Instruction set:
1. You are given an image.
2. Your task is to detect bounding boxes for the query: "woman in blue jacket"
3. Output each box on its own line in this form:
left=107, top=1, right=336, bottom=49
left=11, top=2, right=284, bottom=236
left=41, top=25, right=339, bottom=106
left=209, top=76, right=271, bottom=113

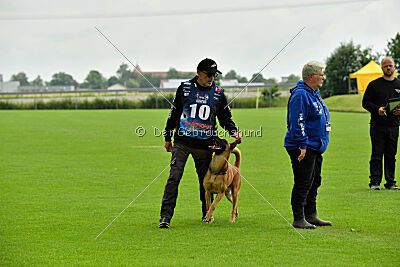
left=284, top=61, right=332, bottom=229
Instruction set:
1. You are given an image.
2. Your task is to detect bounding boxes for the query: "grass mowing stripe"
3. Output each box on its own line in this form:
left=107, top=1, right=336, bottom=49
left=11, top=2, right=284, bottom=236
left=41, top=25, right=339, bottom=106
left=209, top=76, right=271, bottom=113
left=95, top=158, right=174, bottom=240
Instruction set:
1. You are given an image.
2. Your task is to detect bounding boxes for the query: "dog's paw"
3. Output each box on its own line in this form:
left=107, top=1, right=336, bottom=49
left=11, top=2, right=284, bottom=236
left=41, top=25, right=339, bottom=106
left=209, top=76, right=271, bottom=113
left=202, top=216, right=214, bottom=223
left=205, top=217, right=214, bottom=224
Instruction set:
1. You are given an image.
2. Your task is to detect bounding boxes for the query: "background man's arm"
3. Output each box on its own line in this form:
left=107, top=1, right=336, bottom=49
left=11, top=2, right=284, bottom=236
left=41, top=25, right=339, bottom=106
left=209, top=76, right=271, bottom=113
left=362, top=83, right=383, bottom=115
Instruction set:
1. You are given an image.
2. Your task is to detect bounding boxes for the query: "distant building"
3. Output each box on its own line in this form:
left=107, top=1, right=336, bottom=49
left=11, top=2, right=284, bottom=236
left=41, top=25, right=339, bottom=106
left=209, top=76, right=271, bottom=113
left=281, top=76, right=289, bottom=83
left=219, top=79, right=264, bottom=87
left=0, top=81, right=20, bottom=92
left=160, top=79, right=188, bottom=89
left=0, top=73, right=77, bottom=93
left=219, top=79, right=239, bottom=87
left=107, top=83, right=127, bottom=90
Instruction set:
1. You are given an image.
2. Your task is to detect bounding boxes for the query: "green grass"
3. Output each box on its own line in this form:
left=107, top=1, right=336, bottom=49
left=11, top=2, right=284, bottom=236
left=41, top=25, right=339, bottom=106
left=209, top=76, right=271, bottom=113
left=324, top=94, right=366, bottom=113
left=1, top=109, right=399, bottom=266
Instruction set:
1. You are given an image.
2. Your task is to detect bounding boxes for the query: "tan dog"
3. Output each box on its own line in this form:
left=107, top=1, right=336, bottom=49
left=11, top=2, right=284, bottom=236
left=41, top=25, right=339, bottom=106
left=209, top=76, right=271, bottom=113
left=203, top=138, right=241, bottom=223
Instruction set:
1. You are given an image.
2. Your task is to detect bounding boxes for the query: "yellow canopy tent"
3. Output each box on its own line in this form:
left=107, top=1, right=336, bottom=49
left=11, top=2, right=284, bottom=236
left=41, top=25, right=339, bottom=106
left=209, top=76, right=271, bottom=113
left=349, top=60, right=397, bottom=94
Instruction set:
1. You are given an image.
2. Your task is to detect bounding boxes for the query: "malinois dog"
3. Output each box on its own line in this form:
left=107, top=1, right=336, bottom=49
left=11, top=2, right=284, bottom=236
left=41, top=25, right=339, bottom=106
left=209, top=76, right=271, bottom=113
left=203, top=137, right=241, bottom=223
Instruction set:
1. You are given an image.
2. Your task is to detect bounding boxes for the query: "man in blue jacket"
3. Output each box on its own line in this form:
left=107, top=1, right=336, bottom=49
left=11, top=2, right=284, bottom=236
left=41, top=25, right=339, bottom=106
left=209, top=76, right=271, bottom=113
left=284, top=61, right=332, bottom=229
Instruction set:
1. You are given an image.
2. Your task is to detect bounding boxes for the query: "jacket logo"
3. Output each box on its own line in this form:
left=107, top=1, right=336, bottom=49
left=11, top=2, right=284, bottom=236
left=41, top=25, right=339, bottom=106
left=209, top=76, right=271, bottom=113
left=196, top=92, right=209, bottom=104
left=313, top=102, right=322, bottom=115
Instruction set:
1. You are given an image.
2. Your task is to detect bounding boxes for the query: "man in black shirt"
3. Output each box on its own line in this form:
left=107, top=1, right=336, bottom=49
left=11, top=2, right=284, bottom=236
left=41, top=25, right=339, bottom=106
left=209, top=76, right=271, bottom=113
left=362, top=57, right=400, bottom=190
left=159, top=58, right=242, bottom=228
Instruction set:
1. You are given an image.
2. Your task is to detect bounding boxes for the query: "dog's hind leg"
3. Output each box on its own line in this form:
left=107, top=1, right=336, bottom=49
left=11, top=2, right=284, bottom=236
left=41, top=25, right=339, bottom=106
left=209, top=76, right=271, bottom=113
left=230, top=187, right=239, bottom=223
left=205, top=192, right=224, bottom=223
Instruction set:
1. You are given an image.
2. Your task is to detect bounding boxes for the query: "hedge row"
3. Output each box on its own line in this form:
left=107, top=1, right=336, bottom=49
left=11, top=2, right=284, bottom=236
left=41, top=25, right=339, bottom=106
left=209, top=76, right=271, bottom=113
left=0, top=95, right=289, bottom=110
left=229, top=96, right=289, bottom=108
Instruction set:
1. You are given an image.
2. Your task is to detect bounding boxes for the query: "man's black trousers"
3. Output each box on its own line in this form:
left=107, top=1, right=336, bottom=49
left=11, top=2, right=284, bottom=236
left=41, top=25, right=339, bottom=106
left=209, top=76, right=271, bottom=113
left=287, top=148, right=322, bottom=215
left=369, top=124, right=399, bottom=187
left=160, top=143, right=212, bottom=221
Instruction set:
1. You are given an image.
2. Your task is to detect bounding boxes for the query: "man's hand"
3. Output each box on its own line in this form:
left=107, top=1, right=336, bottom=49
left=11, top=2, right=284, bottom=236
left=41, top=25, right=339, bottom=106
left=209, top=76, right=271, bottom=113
left=164, top=141, right=172, bottom=152
left=298, top=148, right=306, bottom=162
left=393, top=107, right=400, bottom=116
left=233, top=132, right=242, bottom=144
left=378, top=107, right=386, bottom=116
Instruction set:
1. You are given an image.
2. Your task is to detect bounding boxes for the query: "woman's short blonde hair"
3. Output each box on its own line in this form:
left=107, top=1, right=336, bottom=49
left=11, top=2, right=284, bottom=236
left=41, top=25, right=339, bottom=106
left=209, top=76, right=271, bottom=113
left=302, top=61, right=325, bottom=81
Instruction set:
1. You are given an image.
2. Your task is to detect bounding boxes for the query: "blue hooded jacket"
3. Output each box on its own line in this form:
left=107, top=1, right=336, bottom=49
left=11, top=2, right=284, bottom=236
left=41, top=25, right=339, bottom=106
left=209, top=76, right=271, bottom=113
left=284, top=80, right=330, bottom=153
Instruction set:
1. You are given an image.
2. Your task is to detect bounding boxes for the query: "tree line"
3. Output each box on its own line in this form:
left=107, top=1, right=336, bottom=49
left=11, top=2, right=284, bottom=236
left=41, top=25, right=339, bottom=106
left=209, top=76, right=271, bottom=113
left=8, top=32, right=399, bottom=96
left=8, top=63, right=298, bottom=90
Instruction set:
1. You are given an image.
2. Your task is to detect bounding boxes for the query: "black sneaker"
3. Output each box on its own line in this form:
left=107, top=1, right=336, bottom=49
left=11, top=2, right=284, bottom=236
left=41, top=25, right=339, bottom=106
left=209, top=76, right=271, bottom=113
left=370, top=185, right=381, bottom=190
left=202, top=216, right=213, bottom=222
left=385, top=185, right=400, bottom=190
left=158, top=217, right=170, bottom=228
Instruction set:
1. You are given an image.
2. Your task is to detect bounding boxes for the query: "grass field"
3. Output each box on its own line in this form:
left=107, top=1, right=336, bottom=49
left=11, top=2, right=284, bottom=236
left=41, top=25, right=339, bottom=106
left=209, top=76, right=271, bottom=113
left=1, top=109, right=399, bottom=266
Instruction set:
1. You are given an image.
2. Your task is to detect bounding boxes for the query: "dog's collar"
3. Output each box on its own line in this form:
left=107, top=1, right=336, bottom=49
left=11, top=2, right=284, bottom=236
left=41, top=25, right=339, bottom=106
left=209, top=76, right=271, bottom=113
left=210, top=168, right=227, bottom=176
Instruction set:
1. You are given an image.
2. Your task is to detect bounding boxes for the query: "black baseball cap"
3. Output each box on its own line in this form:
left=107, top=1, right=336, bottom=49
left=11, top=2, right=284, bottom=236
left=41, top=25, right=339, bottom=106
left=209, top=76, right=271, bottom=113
left=197, top=58, right=222, bottom=75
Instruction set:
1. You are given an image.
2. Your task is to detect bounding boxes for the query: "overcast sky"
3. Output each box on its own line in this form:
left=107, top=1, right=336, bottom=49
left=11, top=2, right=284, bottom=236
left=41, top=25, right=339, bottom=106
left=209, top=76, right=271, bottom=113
left=0, top=0, right=398, bottom=83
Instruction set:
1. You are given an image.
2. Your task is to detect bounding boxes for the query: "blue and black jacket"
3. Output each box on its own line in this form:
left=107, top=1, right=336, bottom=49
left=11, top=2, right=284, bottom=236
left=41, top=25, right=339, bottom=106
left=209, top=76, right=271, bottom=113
left=165, top=76, right=237, bottom=149
left=284, top=80, right=330, bottom=153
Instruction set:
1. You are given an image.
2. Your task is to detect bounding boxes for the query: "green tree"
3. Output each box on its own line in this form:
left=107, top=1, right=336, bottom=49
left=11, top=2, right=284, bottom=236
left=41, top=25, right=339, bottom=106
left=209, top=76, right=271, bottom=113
left=81, top=70, right=106, bottom=89
left=126, top=78, right=140, bottom=88
left=49, top=72, right=78, bottom=86
left=261, top=84, right=281, bottom=107
left=116, top=63, right=132, bottom=86
left=385, top=32, right=400, bottom=69
left=261, top=85, right=281, bottom=100
left=223, top=70, right=248, bottom=83
left=107, top=76, right=119, bottom=87
left=166, top=68, right=195, bottom=79
left=287, top=74, right=300, bottom=83
left=265, top=77, right=278, bottom=86
left=180, top=72, right=195, bottom=79
left=11, top=72, right=29, bottom=86
left=359, top=47, right=380, bottom=66
left=30, top=75, right=44, bottom=86
left=250, top=73, right=266, bottom=83
left=166, top=68, right=180, bottom=79
left=237, top=76, right=248, bottom=83
left=322, top=41, right=379, bottom=97
left=224, top=70, right=238, bottom=79
left=136, top=74, right=161, bottom=88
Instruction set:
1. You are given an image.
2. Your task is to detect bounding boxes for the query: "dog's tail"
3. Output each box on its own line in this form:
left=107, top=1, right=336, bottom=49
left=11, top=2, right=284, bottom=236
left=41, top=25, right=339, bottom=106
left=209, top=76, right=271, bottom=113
left=231, top=147, right=241, bottom=168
